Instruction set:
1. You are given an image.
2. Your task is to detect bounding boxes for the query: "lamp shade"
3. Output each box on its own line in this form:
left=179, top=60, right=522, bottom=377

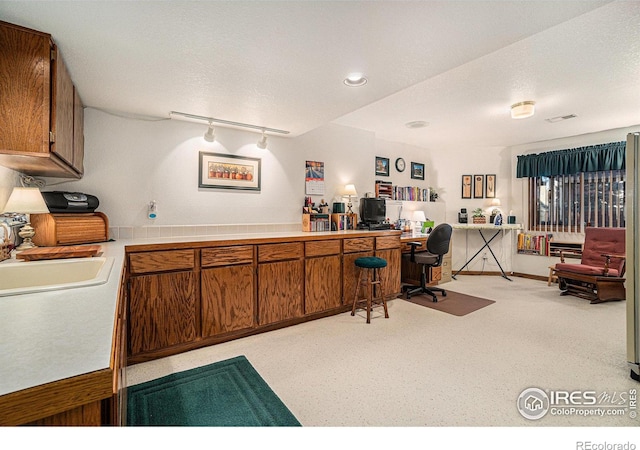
left=2, top=187, right=50, bottom=214
left=343, top=184, right=358, bottom=197
left=490, top=198, right=501, bottom=207
left=411, top=210, right=426, bottom=222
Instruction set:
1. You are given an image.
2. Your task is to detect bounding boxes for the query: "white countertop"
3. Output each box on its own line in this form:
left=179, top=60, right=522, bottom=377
left=0, top=229, right=399, bottom=397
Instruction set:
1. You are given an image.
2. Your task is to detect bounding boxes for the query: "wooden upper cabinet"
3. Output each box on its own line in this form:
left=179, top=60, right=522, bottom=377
left=0, top=21, right=84, bottom=178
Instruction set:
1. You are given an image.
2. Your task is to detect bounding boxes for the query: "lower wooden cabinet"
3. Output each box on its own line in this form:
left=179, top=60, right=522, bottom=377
left=258, top=259, right=304, bottom=324
left=305, top=255, right=342, bottom=314
left=375, top=248, right=402, bottom=298
left=201, top=264, right=255, bottom=337
left=128, top=271, right=198, bottom=356
left=125, top=232, right=402, bottom=363
left=342, top=250, right=374, bottom=305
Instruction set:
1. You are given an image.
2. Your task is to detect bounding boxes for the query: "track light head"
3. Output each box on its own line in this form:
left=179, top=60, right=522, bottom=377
left=257, top=131, right=268, bottom=149
left=204, top=123, right=216, bottom=142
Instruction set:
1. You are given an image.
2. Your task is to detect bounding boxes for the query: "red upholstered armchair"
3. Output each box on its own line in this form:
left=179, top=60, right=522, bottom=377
left=555, top=227, right=626, bottom=304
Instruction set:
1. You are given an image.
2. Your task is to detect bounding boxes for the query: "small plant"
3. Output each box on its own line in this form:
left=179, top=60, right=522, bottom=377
left=472, top=208, right=484, bottom=217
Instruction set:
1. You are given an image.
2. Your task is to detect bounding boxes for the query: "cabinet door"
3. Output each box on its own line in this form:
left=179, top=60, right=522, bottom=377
left=201, top=265, right=255, bottom=337
left=51, top=46, right=74, bottom=169
left=375, top=248, right=401, bottom=298
left=258, top=260, right=303, bottom=324
left=342, top=251, right=373, bottom=305
left=72, top=87, right=84, bottom=174
left=305, top=255, right=341, bottom=314
left=0, top=22, right=50, bottom=153
left=129, top=271, right=198, bottom=356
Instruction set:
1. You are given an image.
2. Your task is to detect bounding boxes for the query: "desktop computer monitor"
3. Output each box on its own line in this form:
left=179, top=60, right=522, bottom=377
left=360, top=197, right=386, bottom=224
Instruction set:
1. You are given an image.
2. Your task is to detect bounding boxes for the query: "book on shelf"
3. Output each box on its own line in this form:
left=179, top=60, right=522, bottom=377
left=517, top=232, right=553, bottom=256
left=392, top=186, right=430, bottom=202
left=302, top=213, right=330, bottom=232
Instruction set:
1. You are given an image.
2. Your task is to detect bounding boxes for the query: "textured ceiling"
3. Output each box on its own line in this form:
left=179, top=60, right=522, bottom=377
left=0, top=0, right=638, bottom=148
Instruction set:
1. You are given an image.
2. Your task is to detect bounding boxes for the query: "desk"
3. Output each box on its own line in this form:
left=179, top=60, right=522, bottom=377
left=451, top=223, right=522, bottom=281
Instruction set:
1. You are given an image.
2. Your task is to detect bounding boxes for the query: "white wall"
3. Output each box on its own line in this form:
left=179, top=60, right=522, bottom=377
left=0, top=165, right=20, bottom=208
left=47, top=109, right=459, bottom=228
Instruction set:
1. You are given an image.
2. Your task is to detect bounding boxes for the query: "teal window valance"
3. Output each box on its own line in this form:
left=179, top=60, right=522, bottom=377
left=516, top=141, right=626, bottom=178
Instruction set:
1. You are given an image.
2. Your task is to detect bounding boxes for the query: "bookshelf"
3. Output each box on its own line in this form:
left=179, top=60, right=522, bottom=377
left=375, top=180, right=431, bottom=202
left=302, top=213, right=330, bottom=232
left=331, top=213, right=357, bottom=231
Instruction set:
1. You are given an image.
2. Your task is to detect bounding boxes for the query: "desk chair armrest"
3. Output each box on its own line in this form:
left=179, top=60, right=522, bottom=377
left=407, top=241, right=422, bottom=262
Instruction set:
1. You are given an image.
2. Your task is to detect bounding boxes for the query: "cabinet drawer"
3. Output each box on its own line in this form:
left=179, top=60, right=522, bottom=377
left=202, top=245, right=254, bottom=267
left=305, top=240, right=341, bottom=257
left=343, top=238, right=374, bottom=253
left=376, top=236, right=400, bottom=250
left=258, top=242, right=303, bottom=262
left=129, top=250, right=195, bottom=274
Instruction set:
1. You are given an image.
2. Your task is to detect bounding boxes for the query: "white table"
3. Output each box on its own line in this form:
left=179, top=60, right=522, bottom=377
left=452, top=223, right=523, bottom=281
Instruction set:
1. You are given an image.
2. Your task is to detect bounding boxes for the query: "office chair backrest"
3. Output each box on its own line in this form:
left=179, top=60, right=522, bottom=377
left=426, top=223, right=453, bottom=256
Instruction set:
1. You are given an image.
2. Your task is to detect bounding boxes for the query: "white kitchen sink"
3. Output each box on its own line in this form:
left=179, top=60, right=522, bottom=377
left=0, top=257, right=114, bottom=297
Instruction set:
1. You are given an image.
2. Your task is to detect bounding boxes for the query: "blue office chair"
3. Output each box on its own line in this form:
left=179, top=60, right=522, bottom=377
left=402, top=223, right=453, bottom=302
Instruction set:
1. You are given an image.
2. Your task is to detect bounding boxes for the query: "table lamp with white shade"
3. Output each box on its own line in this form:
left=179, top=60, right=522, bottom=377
left=1, top=187, right=50, bottom=251
left=411, top=210, right=426, bottom=234
left=342, top=184, right=358, bottom=214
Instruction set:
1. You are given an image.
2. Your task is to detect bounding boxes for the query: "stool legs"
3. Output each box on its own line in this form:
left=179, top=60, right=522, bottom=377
left=351, top=267, right=389, bottom=323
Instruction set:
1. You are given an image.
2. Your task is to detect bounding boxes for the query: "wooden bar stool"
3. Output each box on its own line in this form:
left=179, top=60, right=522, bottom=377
left=351, top=256, right=389, bottom=323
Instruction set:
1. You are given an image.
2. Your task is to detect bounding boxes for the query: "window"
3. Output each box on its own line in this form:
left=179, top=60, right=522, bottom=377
left=527, top=170, right=625, bottom=232
left=516, top=141, right=626, bottom=232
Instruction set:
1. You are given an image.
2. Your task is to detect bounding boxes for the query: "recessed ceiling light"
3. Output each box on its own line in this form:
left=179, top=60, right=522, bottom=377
left=545, top=114, right=577, bottom=123
left=343, top=73, right=368, bottom=87
left=405, top=120, right=429, bottom=129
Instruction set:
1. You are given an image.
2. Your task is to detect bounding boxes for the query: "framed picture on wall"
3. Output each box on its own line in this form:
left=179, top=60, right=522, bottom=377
left=485, top=174, right=496, bottom=198
left=199, top=152, right=261, bottom=191
left=474, top=174, right=484, bottom=198
left=375, top=156, right=390, bottom=176
left=462, top=175, right=472, bottom=199
left=411, top=162, right=425, bottom=180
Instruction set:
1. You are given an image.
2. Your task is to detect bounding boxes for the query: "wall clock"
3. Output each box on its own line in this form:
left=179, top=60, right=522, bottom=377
left=395, top=157, right=406, bottom=172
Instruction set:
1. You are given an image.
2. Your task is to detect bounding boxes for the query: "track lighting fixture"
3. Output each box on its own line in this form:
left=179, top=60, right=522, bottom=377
left=257, top=131, right=268, bottom=149
left=204, top=122, right=216, bottom=142
left=169, top=111, right=290, bottom=135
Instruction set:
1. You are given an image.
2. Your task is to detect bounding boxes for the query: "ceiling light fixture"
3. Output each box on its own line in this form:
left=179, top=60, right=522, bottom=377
left=510, top=101, right=536, bottom=119
left=257, top=130, right=268, bottom=149
left=203, top=122, right=216, bottom=142
left=405, top=120, right=429, bottom=129
left=343, top=73, right=368, bottom=87
left=169, top=111, right=290, bottom=135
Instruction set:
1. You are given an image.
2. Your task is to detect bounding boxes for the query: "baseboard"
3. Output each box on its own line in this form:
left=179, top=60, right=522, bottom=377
left=452, top=270, right=548, bottom=283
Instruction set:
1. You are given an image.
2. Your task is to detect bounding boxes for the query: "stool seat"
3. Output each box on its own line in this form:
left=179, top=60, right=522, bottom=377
left=352, top=257, right=389, bottom=323
left=355, top=256, right=387, bottom=269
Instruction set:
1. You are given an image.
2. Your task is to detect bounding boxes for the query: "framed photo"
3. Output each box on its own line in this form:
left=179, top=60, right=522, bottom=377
left=375, top=156, right=390, bottom=177
left=199, top=152, right=261, bottom=191
left=462, top=175, right=472, bottom=199
left=474, top=174, right=484, bottom=198
left=411, top=162, right=425, bottom=180
left=485, top=174, right=496, bottom=198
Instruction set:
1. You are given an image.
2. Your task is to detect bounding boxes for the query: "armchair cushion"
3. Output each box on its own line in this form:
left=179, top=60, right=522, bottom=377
left=554, top=262, right=621, bottom=277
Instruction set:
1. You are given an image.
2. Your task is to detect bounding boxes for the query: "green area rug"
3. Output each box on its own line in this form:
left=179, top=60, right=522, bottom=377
left=127, top=355, right=301, bottom=426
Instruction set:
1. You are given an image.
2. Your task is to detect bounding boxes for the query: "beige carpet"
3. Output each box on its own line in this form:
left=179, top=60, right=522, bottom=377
left=402, top=290, right=495, bottom=316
